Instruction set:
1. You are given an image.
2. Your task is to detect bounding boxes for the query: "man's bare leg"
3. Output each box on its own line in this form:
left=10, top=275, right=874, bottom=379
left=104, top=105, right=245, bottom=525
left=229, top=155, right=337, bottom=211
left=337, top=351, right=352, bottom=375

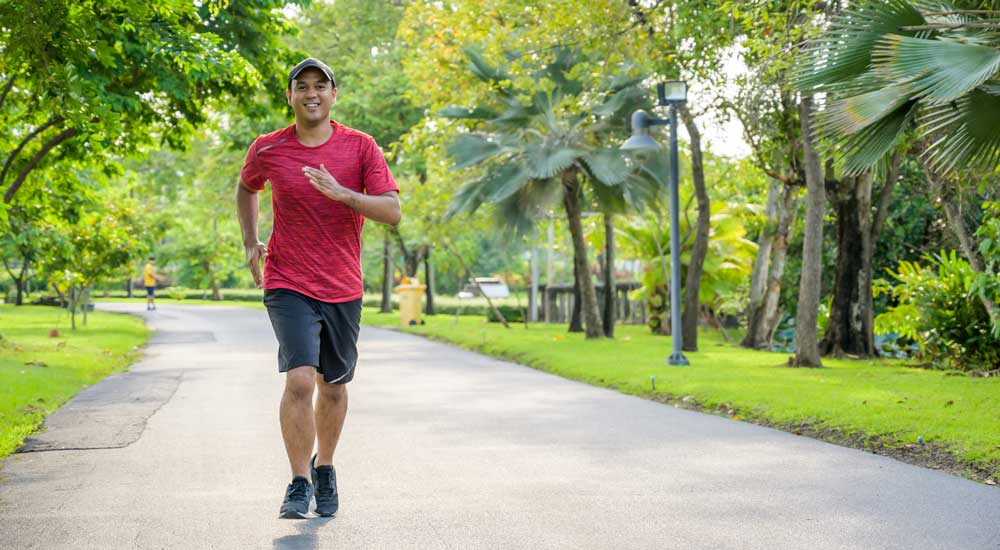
left=314, top=373, right=348, bottom=467
left=280, top=367, right=316, bottom=479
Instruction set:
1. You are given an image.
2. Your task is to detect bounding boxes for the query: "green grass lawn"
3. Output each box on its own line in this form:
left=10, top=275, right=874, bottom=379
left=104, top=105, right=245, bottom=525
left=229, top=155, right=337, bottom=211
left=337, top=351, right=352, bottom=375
left=361, top=308, right=1000, bottom=482
left=0, top=305, right=148, bottom=457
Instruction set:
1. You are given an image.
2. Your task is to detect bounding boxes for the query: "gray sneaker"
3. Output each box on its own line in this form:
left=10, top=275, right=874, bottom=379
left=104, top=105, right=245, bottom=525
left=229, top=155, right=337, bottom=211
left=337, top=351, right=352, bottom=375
left=310, top=455, right=339, bottom=517
left=278, top=477, right=313, bottom=519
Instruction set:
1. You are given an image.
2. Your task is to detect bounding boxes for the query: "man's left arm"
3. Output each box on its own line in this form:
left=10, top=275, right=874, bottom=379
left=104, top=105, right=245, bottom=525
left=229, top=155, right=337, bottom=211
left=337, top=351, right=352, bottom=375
left=303, top=164, right=401, bottom=226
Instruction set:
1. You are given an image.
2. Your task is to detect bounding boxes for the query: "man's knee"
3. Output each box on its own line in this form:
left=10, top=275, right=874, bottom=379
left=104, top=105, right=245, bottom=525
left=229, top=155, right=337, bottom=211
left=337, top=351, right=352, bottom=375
left=284, top=367, right=316, bottom=401
left=316, top=378, right=347, bottom=404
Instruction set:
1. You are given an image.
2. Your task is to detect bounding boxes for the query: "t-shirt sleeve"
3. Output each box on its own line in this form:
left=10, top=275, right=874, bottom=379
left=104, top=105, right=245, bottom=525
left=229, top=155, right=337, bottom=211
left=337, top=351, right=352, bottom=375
left=240, top=138, right=266, bottom=192
left=361, top=137, right=399, bottom=196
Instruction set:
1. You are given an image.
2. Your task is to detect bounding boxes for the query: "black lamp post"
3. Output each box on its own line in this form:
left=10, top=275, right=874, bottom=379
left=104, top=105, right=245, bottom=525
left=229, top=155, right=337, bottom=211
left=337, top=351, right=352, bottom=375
left=621, top=81, right=690, bottom=366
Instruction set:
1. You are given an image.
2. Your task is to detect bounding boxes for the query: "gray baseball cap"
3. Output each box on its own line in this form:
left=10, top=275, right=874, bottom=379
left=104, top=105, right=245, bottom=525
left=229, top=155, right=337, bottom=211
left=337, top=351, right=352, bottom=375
left=287, top=58, right=336, bottom=89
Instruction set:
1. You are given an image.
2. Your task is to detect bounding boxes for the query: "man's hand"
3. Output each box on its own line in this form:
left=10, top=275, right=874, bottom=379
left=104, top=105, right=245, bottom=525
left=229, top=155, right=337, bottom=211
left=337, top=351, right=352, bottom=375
left=246, top=241, right=268, bottom=289
left=303, top=164, right=348, bottom=202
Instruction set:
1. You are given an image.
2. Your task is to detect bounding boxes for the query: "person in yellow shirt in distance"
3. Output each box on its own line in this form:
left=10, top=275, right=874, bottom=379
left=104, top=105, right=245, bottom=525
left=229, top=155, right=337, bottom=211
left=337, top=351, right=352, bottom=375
left=144, top=256, right=158, bottom=311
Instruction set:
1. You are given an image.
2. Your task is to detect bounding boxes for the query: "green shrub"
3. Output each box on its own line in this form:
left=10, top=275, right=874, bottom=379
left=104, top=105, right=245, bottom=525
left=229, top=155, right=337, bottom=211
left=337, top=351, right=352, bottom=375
left=166, top=287, right=187, bottom=301
left=486, top=305, right=525, bottom=323
left=876, top=251, right=1000, bottom=372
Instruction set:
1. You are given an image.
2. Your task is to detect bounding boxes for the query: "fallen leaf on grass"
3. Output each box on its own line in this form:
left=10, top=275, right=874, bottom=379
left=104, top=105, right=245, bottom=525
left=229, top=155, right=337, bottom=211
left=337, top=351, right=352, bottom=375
left=25, top=360, right=48, bottom=367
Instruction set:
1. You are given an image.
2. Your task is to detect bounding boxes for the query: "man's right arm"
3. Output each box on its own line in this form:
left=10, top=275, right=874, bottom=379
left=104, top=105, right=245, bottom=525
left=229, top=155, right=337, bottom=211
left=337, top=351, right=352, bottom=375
left=236, top=182, right=267, bottom=288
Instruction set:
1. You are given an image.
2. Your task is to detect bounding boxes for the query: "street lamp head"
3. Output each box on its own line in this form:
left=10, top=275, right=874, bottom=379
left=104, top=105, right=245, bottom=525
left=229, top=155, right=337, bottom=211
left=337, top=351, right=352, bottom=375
left=621, top=109, right=660, bottom=151
left=658, top=81, right=688, bottom=105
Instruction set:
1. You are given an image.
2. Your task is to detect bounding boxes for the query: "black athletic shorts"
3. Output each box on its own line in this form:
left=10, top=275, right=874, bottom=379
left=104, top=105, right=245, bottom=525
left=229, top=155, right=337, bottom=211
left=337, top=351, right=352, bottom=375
left=263, top=288, right=362, bottom=384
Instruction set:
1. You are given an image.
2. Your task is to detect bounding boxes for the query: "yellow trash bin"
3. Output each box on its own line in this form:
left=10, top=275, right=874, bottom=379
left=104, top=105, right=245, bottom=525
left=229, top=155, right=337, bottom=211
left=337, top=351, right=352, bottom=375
left=394, top=277, right=427, bottom=327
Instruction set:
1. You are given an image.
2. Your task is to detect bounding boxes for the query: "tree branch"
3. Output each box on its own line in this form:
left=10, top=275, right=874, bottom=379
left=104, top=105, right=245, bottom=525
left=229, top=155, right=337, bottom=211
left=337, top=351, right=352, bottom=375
left=870, top=150, right=902, bottom=243
left=1, top=116, right=63, bottom=188
left=390, top=225, right=411, bottom=260
left=4, top=127, right=78, bottom=203
left=0, top=75, right=15, bottom=113
left=1, top=255, right=17, bottom=282
left=627, top=0, right=664, bottom=39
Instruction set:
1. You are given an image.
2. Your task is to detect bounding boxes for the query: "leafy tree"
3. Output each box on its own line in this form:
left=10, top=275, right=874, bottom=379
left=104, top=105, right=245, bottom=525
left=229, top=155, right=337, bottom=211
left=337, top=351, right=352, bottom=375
left=725, top=0, right=827, bottom=361
left=442, top=47, right=655, bottom=339
left=620, top=187, right=757, bottom=336
left=796, top=1, right=1000, bottom=356
left=40, top=201, right=145, bottom=329
left=0, top=0, right=300, bottom=212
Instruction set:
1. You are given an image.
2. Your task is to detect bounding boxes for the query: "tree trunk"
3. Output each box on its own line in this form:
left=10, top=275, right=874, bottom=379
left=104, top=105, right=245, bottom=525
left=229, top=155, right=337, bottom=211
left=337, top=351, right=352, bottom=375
left=679, top=105, right=710, bottom=352
left=545, top=217, right=554, bottom=323
left=203, top=259, right=222, bottom=301
left=424, top=249, right=435, bottom=315
left=15, top=258, right=28, bottom=305
left=569, top=262, right=583, bottom=332
left=2, top=254, right=29, bottom=306
left=562, top=168, right=604, bottom=338
left=18, top=256, right=29, bottom=305
left=602, top=213, right=615, bottom=338
left=82, top=286, right=90, bottom=326
left=743, top=179, right=780, bottom=348
left=793, top=95, right=825, bottom=368
left=758, top=185, right=798, bottom=348
left=380, top=236, right=393, bottom=313
left=821, top=172, right=876, bottom=357
left=925, top=167, right=997, bottom=320
left=69, top=286, right=78, bottom=331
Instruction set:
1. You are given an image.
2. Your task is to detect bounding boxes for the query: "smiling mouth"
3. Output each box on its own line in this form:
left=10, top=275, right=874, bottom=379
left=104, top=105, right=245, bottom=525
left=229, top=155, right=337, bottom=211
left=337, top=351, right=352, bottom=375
left=304, top=103, right=320, bottom=108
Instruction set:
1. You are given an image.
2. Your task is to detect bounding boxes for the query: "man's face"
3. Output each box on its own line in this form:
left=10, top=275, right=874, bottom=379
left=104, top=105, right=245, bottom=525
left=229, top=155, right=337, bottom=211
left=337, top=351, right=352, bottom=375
left=286, top=68, right=336, bottom=125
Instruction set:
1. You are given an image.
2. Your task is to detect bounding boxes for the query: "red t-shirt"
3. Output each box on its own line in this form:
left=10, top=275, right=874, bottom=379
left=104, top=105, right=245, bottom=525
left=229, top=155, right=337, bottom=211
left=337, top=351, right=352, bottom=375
left=240, top=121, right=398, bottom=303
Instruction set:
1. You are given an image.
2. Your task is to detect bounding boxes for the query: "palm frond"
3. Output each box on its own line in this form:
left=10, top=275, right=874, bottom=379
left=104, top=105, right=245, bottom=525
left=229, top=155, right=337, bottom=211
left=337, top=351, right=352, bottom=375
left=921, top=87, right=1000, bottom=172
left=836, top=101, right=919, bottom=175
left=873, top=34, right=1000, bottom=103
left=543, top=47, right=584, bottom=96
left=445, top=178, right=487, bottom=219
left=492, top=98, right=541, bottom=127
left=493, top=192, right=536, bottom=235
left=462, top=46, right=511, bottom=89
left=795, top=0, right=925, bottom=92
left=593, top=85, right=645, bottom=117
left=589, top=178, right=626, bottom=213
left=580, top=148, right=629, bottom=185
left=531, top=91, right=559, bottom=132
left=526, top=144, right=583, bottom=179
left=817, top=81, right=915, bottom=136
left=437, top=106, right=499, bottom=120
left=481, top=163, right=532, bottom=202
left=492, top=178, right=563, bottom=233
left=447, top=133, right=505, bottom=169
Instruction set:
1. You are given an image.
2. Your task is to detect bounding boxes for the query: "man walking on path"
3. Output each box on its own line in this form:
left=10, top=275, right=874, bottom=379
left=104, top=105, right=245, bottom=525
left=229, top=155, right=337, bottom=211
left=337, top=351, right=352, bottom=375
left=143, top=256, right=158, bottom=311
left=236, top=57, right=401, bottom=519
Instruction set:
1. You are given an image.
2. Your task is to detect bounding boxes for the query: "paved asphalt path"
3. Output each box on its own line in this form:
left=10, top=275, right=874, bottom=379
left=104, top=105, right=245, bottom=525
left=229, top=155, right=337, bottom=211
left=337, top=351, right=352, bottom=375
left=1, top=303, right=998, bottom=550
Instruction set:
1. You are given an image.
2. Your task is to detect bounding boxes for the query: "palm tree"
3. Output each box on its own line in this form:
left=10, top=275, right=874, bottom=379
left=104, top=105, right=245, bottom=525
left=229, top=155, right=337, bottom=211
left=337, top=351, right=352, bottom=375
left=795, top=0, right=1000, bottom=175
left=796, top=1, right=1000, bottom=351
left=442, top=47, right=657, bottom=339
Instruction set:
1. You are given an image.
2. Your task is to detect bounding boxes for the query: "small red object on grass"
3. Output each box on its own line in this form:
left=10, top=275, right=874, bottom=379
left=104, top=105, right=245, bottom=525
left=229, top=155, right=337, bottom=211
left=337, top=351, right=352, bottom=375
left=48, top=329, right=60, bottom=338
